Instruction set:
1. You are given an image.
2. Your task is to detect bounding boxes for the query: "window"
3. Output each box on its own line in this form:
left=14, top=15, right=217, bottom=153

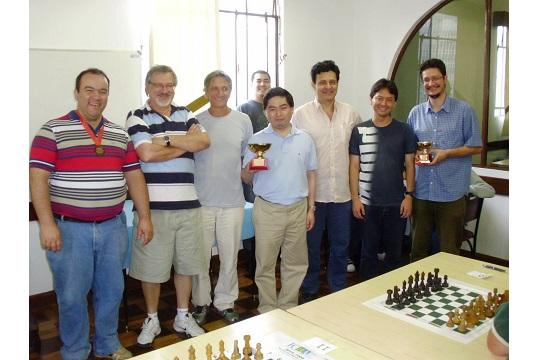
left=417, top=13, right=457, bottom=102
left=218, top=0, right=281, bottom=107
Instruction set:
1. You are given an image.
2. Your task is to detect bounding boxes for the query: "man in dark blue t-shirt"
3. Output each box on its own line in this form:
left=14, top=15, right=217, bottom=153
left=349, top=78, right=416, bottom=280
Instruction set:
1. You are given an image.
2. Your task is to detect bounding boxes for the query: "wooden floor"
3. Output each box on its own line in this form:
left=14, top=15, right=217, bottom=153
left=29, top=249, right=361, bottom=360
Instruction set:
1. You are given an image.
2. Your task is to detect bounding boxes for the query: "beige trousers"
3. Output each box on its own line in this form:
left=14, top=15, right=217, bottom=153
left=253, top=197, right=308, bottom=313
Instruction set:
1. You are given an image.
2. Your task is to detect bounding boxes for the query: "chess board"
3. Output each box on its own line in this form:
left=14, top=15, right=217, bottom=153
left=363, top=278, right=493, bottom=343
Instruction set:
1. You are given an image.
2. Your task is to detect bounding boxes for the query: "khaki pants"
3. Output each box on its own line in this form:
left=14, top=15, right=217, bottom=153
left=410, top=197, right=466, bottom=262
left=253, top=197, right=308, bottom=313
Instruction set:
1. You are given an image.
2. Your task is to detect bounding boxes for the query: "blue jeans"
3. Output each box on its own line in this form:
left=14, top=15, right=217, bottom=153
left=302, top=201, right=351, bottom=294
left=359, top=205, right=405, bottom=281
left=47, top=214, right=128, bottom=360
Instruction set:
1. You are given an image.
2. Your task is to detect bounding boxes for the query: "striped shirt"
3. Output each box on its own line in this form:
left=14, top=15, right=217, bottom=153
left=407, top=96, right=482, bottom=202
left=349, top=119, right=416, bottom=206
left=126, top=102, right=202, bottom=210
left=29, top=111, right=141, bottom=221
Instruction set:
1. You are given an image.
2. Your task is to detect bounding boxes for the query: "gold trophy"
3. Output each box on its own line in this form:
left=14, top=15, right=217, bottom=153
left=248, top=143, right=271, bottom=170
left=417, top=141, right=433, bottom=164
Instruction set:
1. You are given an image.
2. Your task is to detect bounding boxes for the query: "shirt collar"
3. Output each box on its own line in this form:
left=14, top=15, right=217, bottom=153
left=313, top=98, right=338, bottom=112
left=262, top=123, right=300, bottom=136
left=425, top=95, right=451, bottom=114
left=144, top=100, right=182, bottom=115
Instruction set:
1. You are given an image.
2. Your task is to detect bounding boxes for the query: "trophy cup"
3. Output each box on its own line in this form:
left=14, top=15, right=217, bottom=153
left=417, top=141, right=433, bottom=165
left=248, top=143, right=272, bottom=170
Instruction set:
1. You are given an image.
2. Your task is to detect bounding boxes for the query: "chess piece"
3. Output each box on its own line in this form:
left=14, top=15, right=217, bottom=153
left=206, top=344, right=213, bottom=360
left=458, top=314, right=467, bottom=332
left=243, top=335, right=252, bottom=356
left=446, top=311, right=455, bottom=327
left=402, top=280, right=407, bottom=294
left=402, top=293, right=410, bottom=306
left=386, top=289, right=393, bottom=305
left=452, top=310, right=461, bottom=325
left=442, top=274, right=449, bottom=287
left=393, top=286, right=400, bottom=303
left=218, top=340, right=229, bottom=360
left=189, top=345, right=196, bottom=360
left=231, top=339, right=241, bottom=360
left=255, top=343, right=263, bottom=360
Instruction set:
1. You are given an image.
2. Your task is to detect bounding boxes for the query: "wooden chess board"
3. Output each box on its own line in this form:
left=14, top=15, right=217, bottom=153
left=363, top=278, right=492, bottom=343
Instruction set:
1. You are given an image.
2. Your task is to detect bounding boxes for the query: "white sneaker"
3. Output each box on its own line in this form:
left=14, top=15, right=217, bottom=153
left=347, top=258, right=356, bottom=273
left=173, top=312, right=205, bottom=337
left=137, top=317, right=161, bottom=347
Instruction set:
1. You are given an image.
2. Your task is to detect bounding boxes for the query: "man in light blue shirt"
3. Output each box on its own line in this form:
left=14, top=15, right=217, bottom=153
left=407, top=58, right=482, bottom=261
left=242, top=87, right=317, bottom=313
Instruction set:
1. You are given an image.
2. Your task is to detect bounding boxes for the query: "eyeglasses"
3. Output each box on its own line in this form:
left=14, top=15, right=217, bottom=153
left=422, top=76, right=444, bottom=84
left=149, top=82, right=176, bottom=90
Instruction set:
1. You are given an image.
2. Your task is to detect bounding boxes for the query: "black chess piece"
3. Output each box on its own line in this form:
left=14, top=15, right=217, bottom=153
left=434, top=267, right=440, bottom=280
left=393, top=286, right=400, bottom=303
left=442, top=275, right=449, bottom=287
left=386, top=289, right=393, bottom=305
left=396, top=294, right=404, bottom=309
left=409, top=291, right=417, bottom=304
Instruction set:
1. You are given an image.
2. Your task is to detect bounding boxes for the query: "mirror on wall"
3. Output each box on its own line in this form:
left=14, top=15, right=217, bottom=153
left=392, top=0, right=509, bottom=169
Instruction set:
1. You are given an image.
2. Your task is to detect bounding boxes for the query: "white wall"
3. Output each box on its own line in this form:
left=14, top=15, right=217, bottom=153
left=282, top=0, right=439, bottom=119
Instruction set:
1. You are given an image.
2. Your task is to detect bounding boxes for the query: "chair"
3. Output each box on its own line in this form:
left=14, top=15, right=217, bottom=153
left=462, top=194, right=484, bottom=258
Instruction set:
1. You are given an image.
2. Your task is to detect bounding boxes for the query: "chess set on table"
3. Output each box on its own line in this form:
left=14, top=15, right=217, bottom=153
left=363, top=268, right=509, bottom=344
left=170, top=334, right=331, bottom=360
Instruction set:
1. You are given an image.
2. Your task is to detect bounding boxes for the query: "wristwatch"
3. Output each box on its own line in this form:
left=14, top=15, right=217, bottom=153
left=164, top=135, right=171, bottom=147
left=405, top=191, right=414, bottom=197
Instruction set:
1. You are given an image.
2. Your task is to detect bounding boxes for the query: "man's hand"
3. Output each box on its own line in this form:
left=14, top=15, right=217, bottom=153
left=187, top=124, right=202, bottom=134
left=40, top=222, right=62, bottom=252
left=400, top=195, right=413, bottom=218
left=306, top=208, right=315, bottom=231
left=428, top=148, right=448, bottom=165
left=136, top=216, right=153, bottom=246
left=352, top=197, right=365, bottom=219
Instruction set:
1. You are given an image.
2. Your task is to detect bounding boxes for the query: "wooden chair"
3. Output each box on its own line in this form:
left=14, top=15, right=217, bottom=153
left=462, top=194, right=485, bottom=258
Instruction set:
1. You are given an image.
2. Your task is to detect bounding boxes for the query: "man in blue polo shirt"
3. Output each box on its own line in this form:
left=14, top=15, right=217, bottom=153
left=241, top=87, right=317, bottom=314
left=407, top=58, right=482, bottom=261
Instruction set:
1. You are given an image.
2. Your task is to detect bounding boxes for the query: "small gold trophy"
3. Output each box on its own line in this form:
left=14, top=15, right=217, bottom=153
left=248, top=143, right=271, bottom=170
left=417, top=141, right=433, bottom=164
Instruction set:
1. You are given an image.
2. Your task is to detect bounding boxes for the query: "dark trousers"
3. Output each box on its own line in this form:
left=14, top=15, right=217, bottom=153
left=410, top=197, right=466, bottom=262
left=302, top=201, right=351, bottom=294
left=359, top=205, right=405, bottom=281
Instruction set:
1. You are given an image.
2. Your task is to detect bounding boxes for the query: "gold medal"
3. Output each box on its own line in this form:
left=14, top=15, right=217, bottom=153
left=95, top=145, right=105, bottom=155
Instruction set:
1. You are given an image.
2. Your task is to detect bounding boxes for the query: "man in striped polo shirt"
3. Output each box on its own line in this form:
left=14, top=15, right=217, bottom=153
left=30, top=68, right=153, bottom=360
left=125, top=65, right=210, bottom=346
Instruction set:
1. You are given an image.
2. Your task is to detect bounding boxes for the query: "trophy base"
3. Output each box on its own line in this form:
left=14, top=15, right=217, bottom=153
left=249, top=158, right=268, bottom=171
left=416, top=155, right=433, bottom=166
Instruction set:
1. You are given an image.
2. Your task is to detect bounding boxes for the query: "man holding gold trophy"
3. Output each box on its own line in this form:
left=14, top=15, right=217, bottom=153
left=241, top=87, right=317, bottom=314
left=407, top=59, right=482, bottom=261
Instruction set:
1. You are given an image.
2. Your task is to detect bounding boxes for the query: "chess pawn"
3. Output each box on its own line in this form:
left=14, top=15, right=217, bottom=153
left=206, top=344, right=213, bottom=360
left=386, top=289, right=393, bottom=305
left=255, top=343, right=263, bottom=360
left=189, top=345, right=196, bottom=360
left=458, top=315, right=467, bottom=332
left=446, top=311, right=455, bottom=327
